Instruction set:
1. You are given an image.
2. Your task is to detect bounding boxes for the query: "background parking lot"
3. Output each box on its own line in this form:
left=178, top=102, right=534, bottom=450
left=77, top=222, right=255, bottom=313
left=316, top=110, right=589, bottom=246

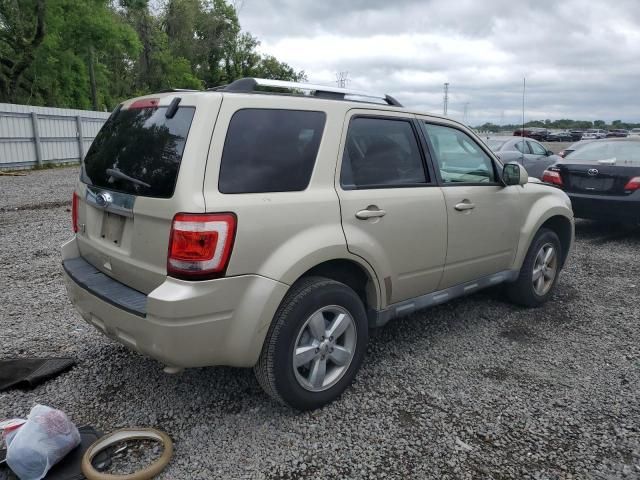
left=1, top=167, right=638, bottom=479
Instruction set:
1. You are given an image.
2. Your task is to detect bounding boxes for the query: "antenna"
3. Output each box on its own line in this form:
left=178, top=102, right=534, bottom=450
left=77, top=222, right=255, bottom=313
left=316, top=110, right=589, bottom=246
left=443, top=82, right=449, bottom=116
left=336, top=71, right=350, bottom=88
left=521, top=76, right=526, bottom=154
left=463, top=102, right=470, bottom=124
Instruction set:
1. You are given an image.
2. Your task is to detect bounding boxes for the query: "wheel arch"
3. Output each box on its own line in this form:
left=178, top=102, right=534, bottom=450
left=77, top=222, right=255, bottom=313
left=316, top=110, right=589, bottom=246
left=296, top=258, right=382, bottom=314
left=539, top=215, right=573, bottom=267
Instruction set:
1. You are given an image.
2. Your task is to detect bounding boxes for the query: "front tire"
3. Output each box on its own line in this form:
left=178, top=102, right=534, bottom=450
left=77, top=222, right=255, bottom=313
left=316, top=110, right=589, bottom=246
left=254, top=276, right=369, bottom=410
left=507, top=228, right=562, bottom=307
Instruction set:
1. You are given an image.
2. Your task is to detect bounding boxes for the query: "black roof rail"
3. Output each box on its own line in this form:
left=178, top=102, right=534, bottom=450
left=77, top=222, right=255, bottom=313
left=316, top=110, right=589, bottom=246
left=213, top=78, right=403, bottom=107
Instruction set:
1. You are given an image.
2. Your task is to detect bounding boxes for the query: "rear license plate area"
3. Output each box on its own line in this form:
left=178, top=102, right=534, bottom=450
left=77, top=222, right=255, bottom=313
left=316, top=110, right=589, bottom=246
left=100, top=212, right=126, bottom=246
left=570, top=176, right=613, bottom=192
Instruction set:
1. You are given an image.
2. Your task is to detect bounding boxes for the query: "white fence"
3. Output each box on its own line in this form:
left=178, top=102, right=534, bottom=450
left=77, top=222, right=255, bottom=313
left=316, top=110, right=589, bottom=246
left=0, top=103, right=110, bottom=169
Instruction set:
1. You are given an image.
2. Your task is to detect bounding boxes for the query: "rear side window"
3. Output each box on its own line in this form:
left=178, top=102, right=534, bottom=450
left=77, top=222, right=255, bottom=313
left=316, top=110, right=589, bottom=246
left=218, top=109, right=326, bottom=193
left=82, top=105, right=195, bottom=198
left=340, top=117, right=427, bottom=189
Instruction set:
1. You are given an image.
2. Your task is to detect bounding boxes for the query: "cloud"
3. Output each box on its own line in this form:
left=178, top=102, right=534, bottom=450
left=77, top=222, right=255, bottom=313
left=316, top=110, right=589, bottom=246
left=238, top=0, right=640, bottom=124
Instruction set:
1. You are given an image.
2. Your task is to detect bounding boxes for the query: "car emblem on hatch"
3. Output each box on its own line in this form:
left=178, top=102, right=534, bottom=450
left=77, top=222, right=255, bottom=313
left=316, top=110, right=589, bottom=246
left=95, top=192, right=113, bottom=208
left=587, top=168, right=599, bottom=177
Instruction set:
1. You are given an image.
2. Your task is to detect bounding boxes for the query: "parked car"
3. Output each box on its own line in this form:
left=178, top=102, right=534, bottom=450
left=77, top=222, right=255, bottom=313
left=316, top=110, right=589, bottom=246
left=543, top=137, right=640, bottom=223
left=606, top=129, right=629, bottom=138
left=569, top=130, right=585, bottom=141
left=62, top=78, right=574, bottom=410
left=513, top=127, right=548, bottom=141
left=581, top=129, right=608, bottom=140
left=557, top=139, right=596, bottom=158
left=485, top=136, right=561, bottom=178
left=628, top=128, right=640, bottom=137
left=546, top=131, right=573, bottom=142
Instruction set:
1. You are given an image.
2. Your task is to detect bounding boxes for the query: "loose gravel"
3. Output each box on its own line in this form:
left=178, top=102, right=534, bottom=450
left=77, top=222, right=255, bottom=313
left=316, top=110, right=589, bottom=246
left=1, top=168, right=639, bottom=479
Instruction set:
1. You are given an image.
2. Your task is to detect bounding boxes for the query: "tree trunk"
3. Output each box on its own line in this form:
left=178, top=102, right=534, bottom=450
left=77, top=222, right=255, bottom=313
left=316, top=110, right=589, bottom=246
left=88, top=47, right=98, bottom=110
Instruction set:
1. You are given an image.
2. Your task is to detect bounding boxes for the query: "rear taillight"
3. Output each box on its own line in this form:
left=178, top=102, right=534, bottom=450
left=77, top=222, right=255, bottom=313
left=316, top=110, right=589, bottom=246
left=72, top=192, right=79, bottom=233
left=167, top=213, right=236, bottom=280
left=624, top=176, right=640, bottom=192
left=542, top=170, right=563, bottom=186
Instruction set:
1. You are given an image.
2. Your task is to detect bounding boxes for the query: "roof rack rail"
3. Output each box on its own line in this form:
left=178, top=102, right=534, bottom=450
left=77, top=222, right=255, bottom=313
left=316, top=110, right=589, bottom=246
left=213, top=78, right=403, bottom=107
left=157, top=88, right=199, bottom=93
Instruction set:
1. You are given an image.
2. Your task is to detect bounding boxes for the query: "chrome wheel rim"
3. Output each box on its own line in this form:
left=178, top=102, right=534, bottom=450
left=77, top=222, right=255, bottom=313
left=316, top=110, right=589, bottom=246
left=532, top=243, right=557, bottom=296
left=292, top=305, right=357, bottom=392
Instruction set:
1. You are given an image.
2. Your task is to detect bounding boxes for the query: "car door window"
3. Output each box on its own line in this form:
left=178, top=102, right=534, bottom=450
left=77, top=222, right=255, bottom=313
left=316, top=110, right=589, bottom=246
left=423, top=123, right=496, bottom=184
left=528, top=141, right=547, bottom=156
left=340, top=117, right=428, bottom=189
left=514, top=140, right=530, bottom=154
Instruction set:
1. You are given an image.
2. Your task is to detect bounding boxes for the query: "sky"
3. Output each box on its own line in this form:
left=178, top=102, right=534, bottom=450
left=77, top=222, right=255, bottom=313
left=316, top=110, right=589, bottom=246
left=237, top=0, right=640, bottom=125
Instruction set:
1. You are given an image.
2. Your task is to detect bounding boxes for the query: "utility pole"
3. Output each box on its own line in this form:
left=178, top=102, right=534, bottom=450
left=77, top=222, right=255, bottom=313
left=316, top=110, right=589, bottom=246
left=443, top=82, right=449, bottom=116
left=336, top=71, right=350, bottom=88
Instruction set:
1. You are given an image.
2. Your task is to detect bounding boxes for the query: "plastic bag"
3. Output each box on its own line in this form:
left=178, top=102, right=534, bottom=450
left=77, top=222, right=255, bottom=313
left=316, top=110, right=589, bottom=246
left=4, top=405, right=81, bottom=480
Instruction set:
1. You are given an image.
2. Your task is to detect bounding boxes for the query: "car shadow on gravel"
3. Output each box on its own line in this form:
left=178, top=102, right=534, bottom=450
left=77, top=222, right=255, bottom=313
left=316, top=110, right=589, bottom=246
left=574, top=219, right=640, bottom=244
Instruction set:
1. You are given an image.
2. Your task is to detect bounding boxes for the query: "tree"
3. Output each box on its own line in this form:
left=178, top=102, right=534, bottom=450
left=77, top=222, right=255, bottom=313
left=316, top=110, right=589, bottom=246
left=0, top=0, right=46, bottom=100
left=0, top=0, right=307, bottom=108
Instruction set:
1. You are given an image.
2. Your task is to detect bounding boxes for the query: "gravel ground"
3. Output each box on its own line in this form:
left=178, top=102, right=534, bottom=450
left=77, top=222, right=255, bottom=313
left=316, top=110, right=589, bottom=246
left=1, top=168, right=639, bottom=479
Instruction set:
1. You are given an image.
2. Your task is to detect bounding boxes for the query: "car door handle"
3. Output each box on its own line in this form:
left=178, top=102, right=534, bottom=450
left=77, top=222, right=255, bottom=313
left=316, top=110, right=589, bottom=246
left=454, top=201, right=476, bottom=211
left=356, top=207, right=386, bottom=220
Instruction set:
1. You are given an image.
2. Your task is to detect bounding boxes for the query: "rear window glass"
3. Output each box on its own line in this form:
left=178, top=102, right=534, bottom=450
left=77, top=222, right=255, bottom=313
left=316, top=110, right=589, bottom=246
left=81, top=105, right=195, bottom=198
left=218, top=109, right=326, bottom=193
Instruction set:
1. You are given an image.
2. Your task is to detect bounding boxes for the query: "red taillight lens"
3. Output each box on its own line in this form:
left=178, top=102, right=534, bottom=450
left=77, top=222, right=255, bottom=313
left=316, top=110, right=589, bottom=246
left=167, top=213, right=236, bottom=280
left=542, top=170, right=563, bottom=186
left=624, top=176, right=640, bottom=191
left=129, top=98, right=159, bottom=109
left=72, top=192, right=79, bottom=233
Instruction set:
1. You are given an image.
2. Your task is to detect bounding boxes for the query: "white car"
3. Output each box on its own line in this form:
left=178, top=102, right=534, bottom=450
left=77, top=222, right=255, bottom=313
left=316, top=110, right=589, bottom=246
left=629, top=128, right=640, bottom=137
left=581, top=129, right=607, bottom=140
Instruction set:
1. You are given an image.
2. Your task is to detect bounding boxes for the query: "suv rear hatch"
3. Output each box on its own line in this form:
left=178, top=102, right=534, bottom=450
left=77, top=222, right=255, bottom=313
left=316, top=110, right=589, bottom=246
left=75, top=93, right=221, bottom=294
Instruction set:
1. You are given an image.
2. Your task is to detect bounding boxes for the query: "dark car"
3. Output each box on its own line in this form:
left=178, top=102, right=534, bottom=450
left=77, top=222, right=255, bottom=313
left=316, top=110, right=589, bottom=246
left=485, top=136, right=560, bottom=178
left=542, top=137, right=640, bottom=223
left=606, top=129, right=629, bottom=138
left=569, top=130, right=585, bottom=141
left=546, top=131, right=573, bottom=142
left=513, top=127, right=548, bottom=141
left=557, top=139, right=595, bottom=158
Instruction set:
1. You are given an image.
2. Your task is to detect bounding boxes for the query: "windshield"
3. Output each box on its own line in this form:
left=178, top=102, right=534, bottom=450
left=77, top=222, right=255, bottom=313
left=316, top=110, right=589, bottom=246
left=81, top=106, right=196, bottom=198
left=564, top=141, right=640, bottom=165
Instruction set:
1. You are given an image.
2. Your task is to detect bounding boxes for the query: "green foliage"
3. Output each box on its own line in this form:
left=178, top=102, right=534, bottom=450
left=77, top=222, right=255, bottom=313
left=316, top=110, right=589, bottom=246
left=0, top=0, right=305, bottom=109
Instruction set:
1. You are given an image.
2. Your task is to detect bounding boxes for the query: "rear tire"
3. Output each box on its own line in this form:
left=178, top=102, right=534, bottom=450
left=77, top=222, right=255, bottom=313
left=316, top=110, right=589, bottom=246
left=254, top=276, right=368, bottom=410
left=506, top=228, right=562, bottom=307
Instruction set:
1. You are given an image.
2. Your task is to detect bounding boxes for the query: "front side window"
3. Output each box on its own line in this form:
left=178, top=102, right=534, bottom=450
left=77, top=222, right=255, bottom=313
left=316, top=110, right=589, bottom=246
left=340, top=117, right=427, bottom=189
left=423, top=123, right=496, bottom=184
left=219, top=109, right=326, bottom=193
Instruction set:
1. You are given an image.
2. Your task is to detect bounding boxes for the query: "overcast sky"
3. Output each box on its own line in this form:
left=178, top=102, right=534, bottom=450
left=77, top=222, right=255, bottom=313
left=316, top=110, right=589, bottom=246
left=237, top=0, right=640, bottom=125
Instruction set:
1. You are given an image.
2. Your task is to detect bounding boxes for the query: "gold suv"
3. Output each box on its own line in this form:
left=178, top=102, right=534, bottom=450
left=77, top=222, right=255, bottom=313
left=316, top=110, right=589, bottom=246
left=62, top=78, right=574, bottom=410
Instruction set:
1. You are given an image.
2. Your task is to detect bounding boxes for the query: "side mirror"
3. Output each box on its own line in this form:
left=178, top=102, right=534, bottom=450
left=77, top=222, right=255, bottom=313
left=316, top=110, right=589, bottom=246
left=545, top=150, right=554, bottom=157
left=503, top=162, right=528, bottom=186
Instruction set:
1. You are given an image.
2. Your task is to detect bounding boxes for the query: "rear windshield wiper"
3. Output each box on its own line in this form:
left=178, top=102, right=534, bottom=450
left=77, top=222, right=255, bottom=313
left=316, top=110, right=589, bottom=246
left=106, top=168, right=151, bottom=189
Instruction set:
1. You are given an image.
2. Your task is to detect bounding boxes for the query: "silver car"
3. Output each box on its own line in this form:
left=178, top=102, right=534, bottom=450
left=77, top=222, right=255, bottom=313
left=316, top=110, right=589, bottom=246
left=484, top=137, right=561, bottom=178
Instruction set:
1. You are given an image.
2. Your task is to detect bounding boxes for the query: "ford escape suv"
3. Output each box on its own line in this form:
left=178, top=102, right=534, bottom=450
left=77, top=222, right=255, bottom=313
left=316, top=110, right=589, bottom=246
left=62, top=78, right=574, bottom=410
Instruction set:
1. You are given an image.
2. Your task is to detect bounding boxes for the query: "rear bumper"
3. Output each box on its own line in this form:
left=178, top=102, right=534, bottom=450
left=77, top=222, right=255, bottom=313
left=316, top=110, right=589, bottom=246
left=62, top=238, right=289, bottom=368
left=568, top=191, right=640, bottom=223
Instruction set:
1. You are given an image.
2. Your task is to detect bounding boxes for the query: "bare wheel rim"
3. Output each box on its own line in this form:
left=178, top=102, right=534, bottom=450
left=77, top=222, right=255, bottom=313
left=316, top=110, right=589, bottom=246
left=292, top=305, right=357, bottom=392
left=532, top=242, right=558, bottom=296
